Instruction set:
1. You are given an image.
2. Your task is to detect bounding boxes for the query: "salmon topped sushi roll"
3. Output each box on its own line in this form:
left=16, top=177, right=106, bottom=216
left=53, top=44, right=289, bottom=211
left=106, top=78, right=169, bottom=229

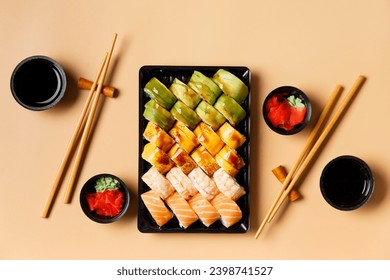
left=141, top=190, right=174, bottom=227
left=213, top=168, right=246, bottom=201
left=166, top=167, right=198, bottom=200
left=188, top=193, right=220, bottom=227
left=188, top=167, right=220, bottom=201
left=165, top=192, right=199, bottom=228
left=211, top=193, right=242, bottom=228
left=141, top=166, right=175, bottom=199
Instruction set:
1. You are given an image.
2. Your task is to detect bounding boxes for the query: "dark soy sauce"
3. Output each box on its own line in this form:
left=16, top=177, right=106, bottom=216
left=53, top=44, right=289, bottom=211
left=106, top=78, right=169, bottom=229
left=320, top=156, right=373, bottom=210
left=13, top=59, right=62, bottom=107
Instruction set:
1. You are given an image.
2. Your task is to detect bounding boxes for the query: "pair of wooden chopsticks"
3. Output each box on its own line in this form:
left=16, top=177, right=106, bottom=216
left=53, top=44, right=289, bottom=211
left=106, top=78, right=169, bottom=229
left=255, top=75, right=367, bottom=239
left=41, top=34, right=118, bottom=218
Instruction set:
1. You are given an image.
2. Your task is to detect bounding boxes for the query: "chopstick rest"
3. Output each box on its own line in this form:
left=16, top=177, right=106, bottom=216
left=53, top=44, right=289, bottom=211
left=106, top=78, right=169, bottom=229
left=272, top=165, right=301, bottom=202
left=78, top=77, right=117, bottom=98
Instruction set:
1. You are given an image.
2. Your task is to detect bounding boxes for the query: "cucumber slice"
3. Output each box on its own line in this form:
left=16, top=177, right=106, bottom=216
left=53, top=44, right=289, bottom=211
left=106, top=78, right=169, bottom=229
left=195, top=100, right=226, bottom=130
left=214, top=95, right=246, bottom=127
left=169, top=78, right=201, bottom=109
left=213, top=69, right=249, bottom=104
left=188, top=71, right=222, bottom=105
left=170, top=100, right=201, bottom=130
left=144, top=100, right=175, bottom=131
left=144, top=77, right=177, bottom=109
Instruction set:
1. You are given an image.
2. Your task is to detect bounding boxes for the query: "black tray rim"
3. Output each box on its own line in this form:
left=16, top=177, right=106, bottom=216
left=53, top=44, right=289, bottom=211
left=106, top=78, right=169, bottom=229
left=137, top=65, right=251, bottom=233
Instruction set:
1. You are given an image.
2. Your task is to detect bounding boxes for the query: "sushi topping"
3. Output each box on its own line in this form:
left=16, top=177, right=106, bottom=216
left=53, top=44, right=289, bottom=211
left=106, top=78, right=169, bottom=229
left=86, top=177, right=124, bottom=217
left=265, top=94, right=307, bottom=131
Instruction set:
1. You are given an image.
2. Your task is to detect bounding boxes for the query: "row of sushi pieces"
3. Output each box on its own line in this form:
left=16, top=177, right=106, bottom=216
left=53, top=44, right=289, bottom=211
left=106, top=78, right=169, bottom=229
left=140, top=121, right=247, bottom=229
left=141, top=166, right=245, bottom=229
left=142, top=120, right=246, bottom=177
left=143, top=69, right=249, bottom=132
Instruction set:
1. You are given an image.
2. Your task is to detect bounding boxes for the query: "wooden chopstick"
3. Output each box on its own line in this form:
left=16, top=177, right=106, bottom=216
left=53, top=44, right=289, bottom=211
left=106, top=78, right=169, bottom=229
left=41, top=54, right=109, bottom=218
left=254, top=85, right=342, bottom=238
left=254, top=76, right=366, bottom=239
left=268, top=85, right=343, bottom=223
left=41, top=34, right=118, bottom=217
left=63, top=33, right=118, bottom=204
left=266, top=76, right=366, bottom=223
left=266, top=85, right=344, bottom=223
left=62, top=54, right=109, bottom=203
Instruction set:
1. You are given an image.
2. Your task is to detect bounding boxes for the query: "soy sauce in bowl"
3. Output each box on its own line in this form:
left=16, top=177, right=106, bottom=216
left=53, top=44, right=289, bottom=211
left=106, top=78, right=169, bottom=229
left=320, top=155, right=374, bottom=211
left=11, top=56, right=66, bottom=110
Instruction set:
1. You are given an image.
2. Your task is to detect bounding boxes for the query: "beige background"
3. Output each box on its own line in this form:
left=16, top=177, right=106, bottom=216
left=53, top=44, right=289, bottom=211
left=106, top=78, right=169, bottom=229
left=1, top=0, right=389, bottom=260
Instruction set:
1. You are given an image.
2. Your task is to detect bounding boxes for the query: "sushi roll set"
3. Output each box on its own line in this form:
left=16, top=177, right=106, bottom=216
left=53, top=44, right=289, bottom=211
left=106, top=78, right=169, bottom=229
left=138, top=66, right=250, bottom=233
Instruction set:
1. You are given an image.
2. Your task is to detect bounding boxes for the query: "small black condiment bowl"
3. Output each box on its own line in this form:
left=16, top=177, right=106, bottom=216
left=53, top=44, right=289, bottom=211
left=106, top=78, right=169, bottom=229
left=320, top=155, right=374, bottom=211
left=263, top=86, right=312, bottom=135
left=10, top=55, right=67, bottom=111
left=80, top=173, right=130, bottom=223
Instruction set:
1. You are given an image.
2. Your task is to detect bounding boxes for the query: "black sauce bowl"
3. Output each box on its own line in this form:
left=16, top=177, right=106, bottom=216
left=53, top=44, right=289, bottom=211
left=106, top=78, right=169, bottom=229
left=10, top=55, right=67, bottom=111
left=80, top=173, right=130, bottom=223
left=320, top=155, right=374, bottom=211
left=263, top=86, right=312, bottom=135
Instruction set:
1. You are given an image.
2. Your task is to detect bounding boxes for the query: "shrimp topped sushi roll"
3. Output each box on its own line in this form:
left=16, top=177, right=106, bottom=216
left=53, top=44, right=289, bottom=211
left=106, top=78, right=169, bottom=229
left=188, top=167, right=220, bottom=201
left=165, top=192, right=199, bottom=229
left=166, top=167, right=198, bottom=200
left=141, top=190, right=174, bottom=227
left=213, top=168, right=246, bottom=201
left=141, top=166, right=175, bottom=199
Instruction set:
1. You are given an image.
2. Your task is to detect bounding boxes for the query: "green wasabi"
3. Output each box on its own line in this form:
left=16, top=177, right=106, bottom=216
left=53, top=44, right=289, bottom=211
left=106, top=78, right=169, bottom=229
left=95, top=176, right=120, bottom=192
